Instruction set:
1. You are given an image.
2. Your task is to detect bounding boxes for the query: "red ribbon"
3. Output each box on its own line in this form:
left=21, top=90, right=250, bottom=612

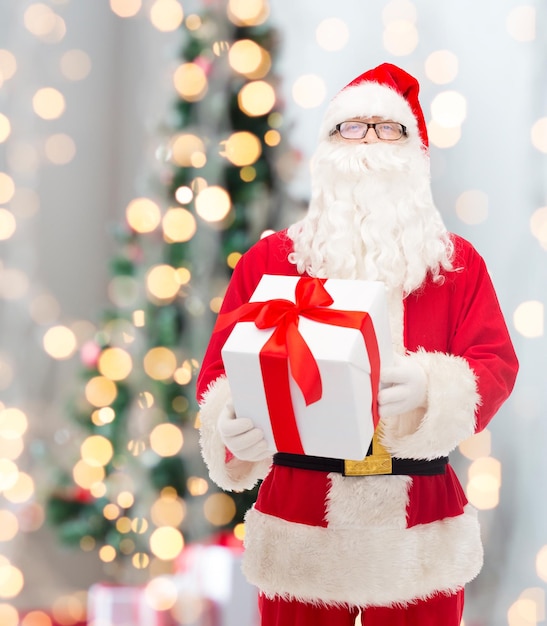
left=216, top=277, right=381, bottom=455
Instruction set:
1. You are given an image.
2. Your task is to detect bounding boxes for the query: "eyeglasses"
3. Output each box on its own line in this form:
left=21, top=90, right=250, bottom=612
left=333, top=121, right=407, bottom=141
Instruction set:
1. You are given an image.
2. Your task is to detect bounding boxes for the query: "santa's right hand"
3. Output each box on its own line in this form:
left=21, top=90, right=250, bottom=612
left=218, top=403, right=271, bottom=462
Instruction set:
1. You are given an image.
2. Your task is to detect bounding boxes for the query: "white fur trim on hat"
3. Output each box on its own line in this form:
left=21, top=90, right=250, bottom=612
left=242, top=502, right=482, bottom=607
left=198, top=375, right=272, bottom=491
left=319, top=82, right=421, bottom=143
left=380, top=350, right=480, bottom=460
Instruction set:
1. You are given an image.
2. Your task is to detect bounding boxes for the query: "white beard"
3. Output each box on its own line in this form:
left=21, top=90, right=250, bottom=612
left=287, top=139, right=454, bottom=295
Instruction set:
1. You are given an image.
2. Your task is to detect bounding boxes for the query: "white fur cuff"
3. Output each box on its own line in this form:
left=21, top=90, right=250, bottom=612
left=198, top=376, right=271, bottom=491
left=242, top=504, right=482, bottom=607
left=380, top=350, right=480, bottom=459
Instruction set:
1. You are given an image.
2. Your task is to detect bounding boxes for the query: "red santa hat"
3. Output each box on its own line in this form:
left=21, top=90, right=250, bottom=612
left=319, top=63, right=429, bottom=149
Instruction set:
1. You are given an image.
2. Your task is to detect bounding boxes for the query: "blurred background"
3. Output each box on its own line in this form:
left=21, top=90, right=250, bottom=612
left=0, top=0, right=545, bottom=625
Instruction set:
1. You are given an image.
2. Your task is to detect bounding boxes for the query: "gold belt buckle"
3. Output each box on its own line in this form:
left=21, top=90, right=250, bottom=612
left=344, top=430, right=393, bottom=476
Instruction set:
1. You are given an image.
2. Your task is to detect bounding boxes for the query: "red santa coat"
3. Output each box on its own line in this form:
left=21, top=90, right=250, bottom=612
left=196, top=230, right=518, bottom=608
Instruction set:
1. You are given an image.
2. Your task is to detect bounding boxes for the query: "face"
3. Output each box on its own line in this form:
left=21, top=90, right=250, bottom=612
left=331, top=116, right=408, bottom=144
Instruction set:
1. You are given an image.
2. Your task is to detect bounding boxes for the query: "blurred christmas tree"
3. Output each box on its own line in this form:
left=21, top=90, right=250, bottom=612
left=45, top=0, right=295, bottom=581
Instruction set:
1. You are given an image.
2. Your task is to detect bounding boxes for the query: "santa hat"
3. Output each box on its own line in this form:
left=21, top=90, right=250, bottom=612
left=319, top=63, right=428, bottom=148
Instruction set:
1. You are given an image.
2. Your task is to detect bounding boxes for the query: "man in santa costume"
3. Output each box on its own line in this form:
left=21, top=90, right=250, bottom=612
left=196, top=63, right=519, bottom=625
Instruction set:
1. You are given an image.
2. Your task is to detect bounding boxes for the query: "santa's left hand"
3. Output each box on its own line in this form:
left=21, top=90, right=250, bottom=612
left=378, top=354, right=427, bottom=418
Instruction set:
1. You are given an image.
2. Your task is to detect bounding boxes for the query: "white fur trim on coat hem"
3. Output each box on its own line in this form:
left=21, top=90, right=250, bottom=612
left=380, top=350, right=480, bottom=460
left=242, top=504, right=482, bottom=608
left=198, top=375, right=271, bottom=491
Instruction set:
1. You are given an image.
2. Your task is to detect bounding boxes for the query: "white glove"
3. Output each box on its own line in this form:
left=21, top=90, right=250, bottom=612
left=378, top=354, right=428, bottom=418
left=218, top=403, right=271, bottom=462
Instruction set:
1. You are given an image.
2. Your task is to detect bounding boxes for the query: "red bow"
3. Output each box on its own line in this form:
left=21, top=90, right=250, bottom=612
left=216, top=277, right=381, bottom=455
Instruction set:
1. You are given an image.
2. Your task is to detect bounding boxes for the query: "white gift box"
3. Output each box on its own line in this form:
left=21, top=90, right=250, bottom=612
left=221, top=275, right=393, bottom=461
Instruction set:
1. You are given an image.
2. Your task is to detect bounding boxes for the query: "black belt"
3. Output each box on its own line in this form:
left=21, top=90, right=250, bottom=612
left=273, top=452, right=449, bottom=476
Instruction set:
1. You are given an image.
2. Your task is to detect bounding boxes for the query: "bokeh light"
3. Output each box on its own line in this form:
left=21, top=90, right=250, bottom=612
left=0, top=209, right=16, bottom=241
left=466, top=456, right=501, bottom=510
left=264, top=129, right=280, bottom=146
left=110, top=0, right=142, bottom=18
left=537, top=546, right=547, bottom=582
left=44, top=133, right=76, bottom=165
left=85, top=376, right=118, bottom=407
left=98, top=347, right=133, bottom=381
left=174, top=185, right=193, bottom=204
left=0, top=459, right=19, bottom=491
left=425, top=50, right=459, bottom=84
left=0, top=564, right=24, bottom=599
left=428, top=121, right=461, bottom=148
left=42, top=325, right=77, bottom=360
left=382, top=0, right=417, bottom=23
left=186, top=14, right=202, bottom=31
left=143, top=347, right=177, bottom=380
left=0, top=114, right=11, bottom=143
left=73, top=460, right=105, bottom=490
left=530, top=206, right=547, bottom=248
left=144, top=576, right=178, bottom=611
left=430, top=90, right=467, bottom=127
left=203, top=492, right=236, bottom=526
left=151, top=491, right=186, bottom=527
left=149, top=0, right=184, bottom=32
left=0, top=268, right=29, bottom=300
left=173, top=63, right=207, bottom=102
left=99, top=546, right=116, bottom=563
left=150, top=423, right=184, bottom=456
left=171, top=134, right=205, bottom=167
left=81, top=435, right=114, bottom=467
left=227, top=0, right=269, bottom=27
left=383, top=20, right=418, bottom=56
left=238, top=81, right=275, bottom=116
left=220, top=131, right=262, bottom=166
left=149, top=526, right=184, bottom=560
left=9, top=187, right=40, bottom=218
left=187, top=477, right=209, bottom=496
left=455, top=190, right=489, bottom=225
left=60, top=49, right=92, bottom=80
left=162, top=208, right=197, bottom=243
left=3, top=472, right=35, bottom=504
left=91, top=407, right=115, bottom=426
left=228, top=40, right=271, bottom=78
left=0, top=408, right=28, bottom=439
left=315, top=18, right=349, bottom=51
left=0, top=511, right=19, bottom=541
left=32, top=87, right=66, bottom=120
left=0, top=173, right=15, bottom=204
left=513, top=300, right=544, bottom=338
left=24, top=3, right=57, bottom=37
left=146, top=264, right=180, bottom=300
left=0, top=604, right=18, bottom=626
left=195, top=186, right=231, bottom=223
left=531, top=118, right=547, bottom=153
left=126, top=197, right=161, bottom=233
left=0, top=50, right=17, bottom=81
left=291, top=74, right=326, bottom=109
left=459, top=429, right=491, bottom=460
left=506, top=5, right=536, bottom=42
left=0, top=436, right=23, bottom=461
left=51, top=594, right=87, bottom=625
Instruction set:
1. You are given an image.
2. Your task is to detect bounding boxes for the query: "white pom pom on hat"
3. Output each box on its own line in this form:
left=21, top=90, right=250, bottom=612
left=319, top=63, right=429, bottom=148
